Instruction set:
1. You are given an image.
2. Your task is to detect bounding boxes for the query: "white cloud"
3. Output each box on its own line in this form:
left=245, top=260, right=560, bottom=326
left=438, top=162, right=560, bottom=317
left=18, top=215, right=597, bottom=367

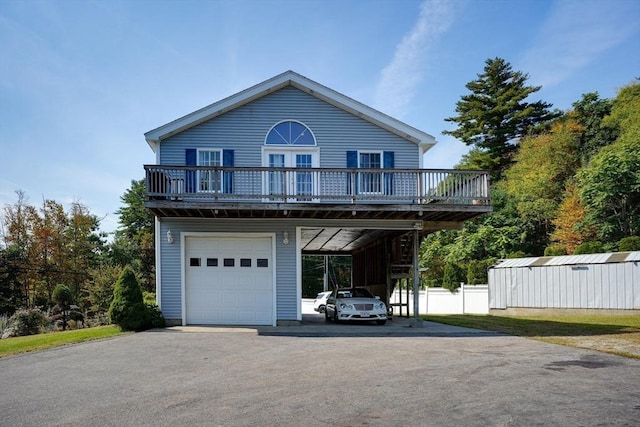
left=520, top=0, right=640, bottom=88
left=373, top=0, right=457, bottom=118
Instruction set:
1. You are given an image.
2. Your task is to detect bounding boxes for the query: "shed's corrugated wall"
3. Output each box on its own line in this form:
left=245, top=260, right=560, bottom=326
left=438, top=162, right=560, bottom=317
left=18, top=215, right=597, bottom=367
left=158, top=86, right=419, bottom=168
left=489, top=261, right=640, bottom=310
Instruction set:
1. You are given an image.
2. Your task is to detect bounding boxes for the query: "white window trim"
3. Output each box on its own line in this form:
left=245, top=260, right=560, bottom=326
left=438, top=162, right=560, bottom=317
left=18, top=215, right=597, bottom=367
left=197, top=148, right=222, bottom=193
left=261, top=147, right=320, bottom=202
left=264, top=119, right=317, bottom=146
left=357, top=150, right=384, bottom=195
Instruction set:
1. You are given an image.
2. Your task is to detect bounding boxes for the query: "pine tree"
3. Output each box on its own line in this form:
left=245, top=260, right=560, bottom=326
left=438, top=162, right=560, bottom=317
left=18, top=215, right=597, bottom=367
left=444, top=57, right=560, bottom=179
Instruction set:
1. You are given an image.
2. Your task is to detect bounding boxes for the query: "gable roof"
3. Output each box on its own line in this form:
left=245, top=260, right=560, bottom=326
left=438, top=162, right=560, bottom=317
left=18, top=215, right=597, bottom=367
left=144, top=70, right=436, bottom=153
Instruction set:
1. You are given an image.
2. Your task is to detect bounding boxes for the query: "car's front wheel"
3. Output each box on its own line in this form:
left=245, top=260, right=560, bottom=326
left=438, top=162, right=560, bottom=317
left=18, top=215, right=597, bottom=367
left=325, top=308, right=331, bottom=322
left=318, top=305, right=326, bottom=314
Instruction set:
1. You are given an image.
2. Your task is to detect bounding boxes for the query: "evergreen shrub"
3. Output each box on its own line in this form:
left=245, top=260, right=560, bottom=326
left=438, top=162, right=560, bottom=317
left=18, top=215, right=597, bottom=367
left=573, top=241, right=604, bottom=255
left=108, top=266, right=148, bottom=331
left=619, top=236, right=640, bottom=252
left=145, top=303, right=165, bottom=328
left=544, top=245, right=568, bottom=256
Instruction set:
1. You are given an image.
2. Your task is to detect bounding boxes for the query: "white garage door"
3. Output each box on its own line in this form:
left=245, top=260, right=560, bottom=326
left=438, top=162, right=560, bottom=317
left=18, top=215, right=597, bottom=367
left=185, top=235, right=274, bottom=325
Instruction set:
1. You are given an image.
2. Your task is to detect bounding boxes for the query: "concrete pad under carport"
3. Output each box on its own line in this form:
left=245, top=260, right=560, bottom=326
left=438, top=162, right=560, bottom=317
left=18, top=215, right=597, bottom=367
left=169, top=314, right=499, bottom=337
left=0, top=320, right=638, bottom=426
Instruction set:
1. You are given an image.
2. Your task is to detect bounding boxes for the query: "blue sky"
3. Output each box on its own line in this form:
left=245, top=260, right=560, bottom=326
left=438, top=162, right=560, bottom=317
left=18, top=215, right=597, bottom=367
left=1, top=0, right=638, bottom=237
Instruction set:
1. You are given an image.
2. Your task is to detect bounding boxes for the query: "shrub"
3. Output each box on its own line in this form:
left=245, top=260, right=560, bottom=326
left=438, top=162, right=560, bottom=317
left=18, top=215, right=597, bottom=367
left=3, top=308, right=48, bottom=338
left=143, top=291, right=157, bottom=305
left=145, top=303, right=165, bottom=328
left=506, top=251, right=526, bottom=258
left=52, top=284, right=74, bottom=330
left=619, top=236, right=640, bottom=252
left=544, top=245, right=567, bottom=256
left=108, top=266, right=147, bottom=331
left=466, top=258, right=497, bottom=285
left=573, top=241, right=604, bottom=255
left=52, top=284, right=72, bottom=308
left=442, top=261, right=465, bottom=291
left=0, top=313, right=10, bottom=337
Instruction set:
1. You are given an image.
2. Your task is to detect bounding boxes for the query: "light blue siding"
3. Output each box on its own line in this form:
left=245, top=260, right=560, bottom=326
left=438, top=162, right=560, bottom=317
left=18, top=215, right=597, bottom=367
left=159, top=86, right=419, bottom=168
left=155, top=86, right=423, bottom=323
left=158, top=219, right=298, bottom=322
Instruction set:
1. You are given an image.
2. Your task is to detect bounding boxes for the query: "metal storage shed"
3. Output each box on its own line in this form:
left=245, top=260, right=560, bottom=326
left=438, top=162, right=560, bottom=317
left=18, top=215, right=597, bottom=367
left=489, top=251, right=640, bottom=311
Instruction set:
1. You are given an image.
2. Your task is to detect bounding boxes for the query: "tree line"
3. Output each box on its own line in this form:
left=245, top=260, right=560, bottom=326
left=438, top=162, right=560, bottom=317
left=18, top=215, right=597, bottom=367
left=0, top=181, right=154, bottom=317
left=424, top=58, right=639, bottom=289
left=1, top=57, right=638, bottom=314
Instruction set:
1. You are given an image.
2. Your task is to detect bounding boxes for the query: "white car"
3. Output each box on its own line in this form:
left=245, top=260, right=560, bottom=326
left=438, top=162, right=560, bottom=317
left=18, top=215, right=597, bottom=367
left=325, top=287, right=387, bottom=325
left=313, top=291, right=332, bottom=313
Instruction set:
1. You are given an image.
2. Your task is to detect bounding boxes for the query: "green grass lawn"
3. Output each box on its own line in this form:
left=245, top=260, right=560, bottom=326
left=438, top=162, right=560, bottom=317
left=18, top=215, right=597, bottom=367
left=0, top=326, right=128, bottom=358
left=422, top=314, right=640, bottom=359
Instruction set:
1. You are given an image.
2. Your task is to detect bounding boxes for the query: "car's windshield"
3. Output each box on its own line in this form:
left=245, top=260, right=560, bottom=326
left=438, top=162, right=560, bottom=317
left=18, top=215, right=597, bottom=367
left=336, top=288, right=373, bottom=299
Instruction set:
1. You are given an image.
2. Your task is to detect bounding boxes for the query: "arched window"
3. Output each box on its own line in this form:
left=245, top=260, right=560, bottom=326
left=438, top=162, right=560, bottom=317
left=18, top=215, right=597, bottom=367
left=265, top=120, right=316, bottom=146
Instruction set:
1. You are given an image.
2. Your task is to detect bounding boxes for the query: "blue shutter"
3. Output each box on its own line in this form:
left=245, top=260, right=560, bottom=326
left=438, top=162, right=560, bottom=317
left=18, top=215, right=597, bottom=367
left=346, top=151, right=358, bottom=195
left=222, top=149, right=234, bottom=194
left=185, top=149, right=197, bottom=193
left=346, top=151, right=358, bottom=168
left=383, top=151, right=394, bottom=195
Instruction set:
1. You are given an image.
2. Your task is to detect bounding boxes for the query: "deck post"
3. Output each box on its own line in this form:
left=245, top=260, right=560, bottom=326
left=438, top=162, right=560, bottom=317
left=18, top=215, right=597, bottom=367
left=409, top=229, right=423, bottom=327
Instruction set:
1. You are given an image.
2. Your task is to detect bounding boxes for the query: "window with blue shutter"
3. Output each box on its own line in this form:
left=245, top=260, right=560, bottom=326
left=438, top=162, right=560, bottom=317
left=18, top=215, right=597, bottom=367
left=346, top=150, right=394, bottom=195
left=185, top=148, right=233, bottom=193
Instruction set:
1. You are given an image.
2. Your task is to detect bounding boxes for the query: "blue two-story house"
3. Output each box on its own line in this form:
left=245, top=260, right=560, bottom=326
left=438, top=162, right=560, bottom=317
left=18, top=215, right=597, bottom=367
left=144, top=71, right=491, bottom=326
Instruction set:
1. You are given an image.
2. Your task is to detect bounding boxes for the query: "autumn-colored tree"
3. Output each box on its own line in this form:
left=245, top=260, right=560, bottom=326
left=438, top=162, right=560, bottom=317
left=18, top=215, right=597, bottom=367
left=1, top=193, right=106, bottom=311
left=65, top=202, right=106, bottom=301
left=31, top=200, right=68, bottom=305
left=550, top=184, right=595, bottom=254
left=502, top=120, right=583, bottom=248
left=1, top=191, right=38, bottom=307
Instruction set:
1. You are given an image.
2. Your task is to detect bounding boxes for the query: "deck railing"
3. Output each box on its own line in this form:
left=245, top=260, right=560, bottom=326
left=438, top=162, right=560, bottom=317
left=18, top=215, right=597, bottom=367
left=144, top=165, right=490, bottom=205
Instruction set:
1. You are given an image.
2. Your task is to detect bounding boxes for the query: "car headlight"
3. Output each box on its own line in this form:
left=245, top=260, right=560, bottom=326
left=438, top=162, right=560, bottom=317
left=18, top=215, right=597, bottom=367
left=377, top=303, right=386, bottom=310
left=339, top=303, right=354, bottom=310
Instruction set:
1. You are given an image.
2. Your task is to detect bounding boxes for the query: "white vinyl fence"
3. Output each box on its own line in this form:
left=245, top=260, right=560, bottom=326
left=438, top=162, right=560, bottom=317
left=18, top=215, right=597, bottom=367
left=389, top=284, right=489, bottom=315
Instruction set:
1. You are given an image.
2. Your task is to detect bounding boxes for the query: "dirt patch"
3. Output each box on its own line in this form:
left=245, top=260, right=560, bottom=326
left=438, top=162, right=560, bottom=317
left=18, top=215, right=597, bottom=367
left=540, top=332, right=640, bottom=359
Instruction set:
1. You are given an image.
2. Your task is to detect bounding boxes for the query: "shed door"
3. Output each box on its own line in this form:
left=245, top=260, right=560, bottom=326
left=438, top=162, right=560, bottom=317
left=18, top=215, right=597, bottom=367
left=185, top=236, right=273, bottom=325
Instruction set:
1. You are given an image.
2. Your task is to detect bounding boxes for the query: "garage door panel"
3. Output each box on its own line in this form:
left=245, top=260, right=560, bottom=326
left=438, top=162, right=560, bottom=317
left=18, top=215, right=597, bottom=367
left=185, top=236, right=273, bottom=325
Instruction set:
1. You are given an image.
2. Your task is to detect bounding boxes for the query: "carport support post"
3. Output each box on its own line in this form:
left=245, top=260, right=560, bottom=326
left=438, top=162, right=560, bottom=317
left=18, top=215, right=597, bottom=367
left=410, top=229, right=423, bottom=328
left=323, top=255, right=329, bottom=291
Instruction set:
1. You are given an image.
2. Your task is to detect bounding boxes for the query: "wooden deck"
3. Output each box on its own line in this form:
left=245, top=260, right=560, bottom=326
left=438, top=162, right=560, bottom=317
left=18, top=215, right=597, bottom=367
left=144, top=165, right=492, bottom=222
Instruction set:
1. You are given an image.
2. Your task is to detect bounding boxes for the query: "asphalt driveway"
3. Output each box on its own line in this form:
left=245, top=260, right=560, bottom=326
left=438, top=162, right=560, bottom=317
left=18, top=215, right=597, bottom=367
left=1, top=317, right=639, bottom=426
